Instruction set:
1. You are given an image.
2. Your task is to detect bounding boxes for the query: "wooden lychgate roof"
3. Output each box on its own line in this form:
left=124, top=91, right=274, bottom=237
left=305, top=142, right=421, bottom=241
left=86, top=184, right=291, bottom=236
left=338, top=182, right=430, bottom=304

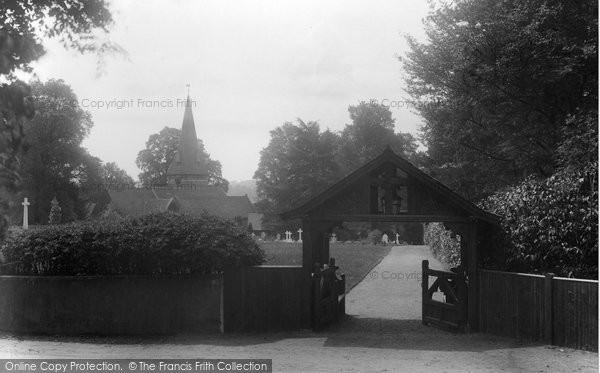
left=281, top=147, right=499, bottom=224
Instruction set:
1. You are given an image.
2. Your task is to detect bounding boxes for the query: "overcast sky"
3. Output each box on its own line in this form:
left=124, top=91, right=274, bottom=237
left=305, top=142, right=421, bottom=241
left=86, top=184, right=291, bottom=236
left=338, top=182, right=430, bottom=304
left=31, top=0, right=430, bottom=182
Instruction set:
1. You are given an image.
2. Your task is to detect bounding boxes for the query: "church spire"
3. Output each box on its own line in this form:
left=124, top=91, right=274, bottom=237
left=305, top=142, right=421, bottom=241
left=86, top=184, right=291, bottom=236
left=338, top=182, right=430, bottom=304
left=166, top=89, right=209, bottom=185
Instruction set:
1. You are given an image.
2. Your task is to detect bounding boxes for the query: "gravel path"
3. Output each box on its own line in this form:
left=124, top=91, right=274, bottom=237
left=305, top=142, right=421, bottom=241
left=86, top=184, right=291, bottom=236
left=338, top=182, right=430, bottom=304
left=0, top=246, right=597, bottom=372
left=346, top=245, right=445, bottom=320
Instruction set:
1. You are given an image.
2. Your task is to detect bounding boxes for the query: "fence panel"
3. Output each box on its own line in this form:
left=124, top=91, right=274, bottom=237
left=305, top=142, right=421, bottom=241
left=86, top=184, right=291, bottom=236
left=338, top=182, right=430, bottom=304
left=552, top=277, right=598, bottom=351
left=221, top=265, right=310, bottom=332
left=479, top=269, right=598, bottom=351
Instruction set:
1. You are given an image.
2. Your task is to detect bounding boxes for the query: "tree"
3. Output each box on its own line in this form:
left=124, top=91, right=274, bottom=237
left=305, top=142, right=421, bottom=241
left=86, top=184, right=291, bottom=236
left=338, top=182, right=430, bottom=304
left=135, top=127, right=229, bottom=191
left=337, top=102, right=419, bottom=176
left=101, top=162, right=135, bottom=186
left=15, top=79, right=106, bottom=223
left=402, top=0, right=597, bottom=200
left=254, top=119, right=340, bottom=213
left=136, top=127, right=180, bottom=185
left=0, top=0, right=113, bottom=240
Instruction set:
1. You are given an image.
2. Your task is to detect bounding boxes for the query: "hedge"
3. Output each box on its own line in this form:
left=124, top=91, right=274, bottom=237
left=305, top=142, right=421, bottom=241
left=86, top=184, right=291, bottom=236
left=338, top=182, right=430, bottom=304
left=482, top=165, right=598, bottom=279
left=0, top=212, right=265, bottom=275
left=423, top=222, right=461, bottom=269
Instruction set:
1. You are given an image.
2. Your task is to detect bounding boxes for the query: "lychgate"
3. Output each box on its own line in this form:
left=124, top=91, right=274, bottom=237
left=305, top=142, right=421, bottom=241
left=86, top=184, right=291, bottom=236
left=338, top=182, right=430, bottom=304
left=281, top=147, right=499, bottom=332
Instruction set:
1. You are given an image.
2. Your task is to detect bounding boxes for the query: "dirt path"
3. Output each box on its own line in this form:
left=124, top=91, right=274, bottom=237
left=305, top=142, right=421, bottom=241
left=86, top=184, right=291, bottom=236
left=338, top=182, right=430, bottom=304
left=0, top=246, right=597, bottom=372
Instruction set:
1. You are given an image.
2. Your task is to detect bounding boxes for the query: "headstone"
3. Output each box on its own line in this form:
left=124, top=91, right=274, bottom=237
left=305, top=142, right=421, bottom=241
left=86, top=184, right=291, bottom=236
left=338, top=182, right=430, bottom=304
left=330, top=233, right=337, bottom=243
left=381, top=233, right=389, bottom=244
left=285, top=230, right=293, bottom=242
left=297, top=228, right=303, bottom=243
left=260, top=232, right=267, bottom=241
left=396, top=233, right=400, bottom=244
left=276, top=233, right=281, bottom=241
left=22, top=197, right=30, bottom=230
left=251, top=232, right=256, bottom=240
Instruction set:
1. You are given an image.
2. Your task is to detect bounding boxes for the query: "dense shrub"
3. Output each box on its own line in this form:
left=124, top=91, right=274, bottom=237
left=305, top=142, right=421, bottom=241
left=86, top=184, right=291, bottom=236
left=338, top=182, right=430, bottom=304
left=423, top=223, right=461, bottom=269
left=482, top=165, right=598, bottom=279
left=0, top=212, right=265, bottom=275
left=366, top=229, right=383, bottom=244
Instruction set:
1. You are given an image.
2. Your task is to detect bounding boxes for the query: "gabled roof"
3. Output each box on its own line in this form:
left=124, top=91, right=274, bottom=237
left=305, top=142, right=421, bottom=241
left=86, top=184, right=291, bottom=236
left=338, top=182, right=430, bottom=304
left=281, top=147, right=499, bottom=223
left=107, top=188, right=253, bottom=219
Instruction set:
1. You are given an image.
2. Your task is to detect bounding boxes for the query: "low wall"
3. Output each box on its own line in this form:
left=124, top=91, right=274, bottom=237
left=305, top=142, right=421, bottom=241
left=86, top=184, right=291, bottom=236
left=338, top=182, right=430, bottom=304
left=0, top=275, right=221, bottom=335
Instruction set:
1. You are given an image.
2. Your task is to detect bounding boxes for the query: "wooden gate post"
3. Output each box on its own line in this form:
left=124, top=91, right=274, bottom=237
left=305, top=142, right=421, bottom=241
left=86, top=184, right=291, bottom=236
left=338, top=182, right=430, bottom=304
left=544, top=273, right=555, bottom=344
left=302, top=220, right=335, bottom=271
left=465, top=221, right=478, bottom=332
left=422, top=260, right=429, bottom=325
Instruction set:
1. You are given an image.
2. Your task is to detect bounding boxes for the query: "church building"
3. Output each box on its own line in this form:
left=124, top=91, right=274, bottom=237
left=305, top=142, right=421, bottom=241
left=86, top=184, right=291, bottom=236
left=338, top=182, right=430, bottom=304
left=106, top=95, right=256, bottom=227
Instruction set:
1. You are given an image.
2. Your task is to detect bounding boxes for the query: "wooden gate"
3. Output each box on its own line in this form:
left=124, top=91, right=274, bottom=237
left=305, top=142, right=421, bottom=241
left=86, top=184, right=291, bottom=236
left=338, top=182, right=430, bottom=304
left=312, top=258, right=346, bottom=331
left=422, top=259, right=467, bottom=332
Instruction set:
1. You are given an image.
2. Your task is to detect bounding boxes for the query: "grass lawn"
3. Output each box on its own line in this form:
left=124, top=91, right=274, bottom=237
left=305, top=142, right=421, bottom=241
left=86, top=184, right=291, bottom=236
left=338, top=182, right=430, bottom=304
left=260, top=242, right=392, bottom=291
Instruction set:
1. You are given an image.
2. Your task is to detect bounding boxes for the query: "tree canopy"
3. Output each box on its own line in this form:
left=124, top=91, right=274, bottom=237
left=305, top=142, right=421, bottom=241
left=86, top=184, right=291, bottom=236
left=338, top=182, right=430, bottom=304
left=254, top=103, right=420, bottom=214
left=0, top=0, right=113, bottom=239
left=403, top=0, right=598, bottom=277
left=254, top=119, right=340, bottom=214
left=100, top=162, right=135, bottom=186
left=14, top=79, right=108, bottom=223
left=135, top=126, right=229, bottom=192
left=402, top=0, right=597, bottom=200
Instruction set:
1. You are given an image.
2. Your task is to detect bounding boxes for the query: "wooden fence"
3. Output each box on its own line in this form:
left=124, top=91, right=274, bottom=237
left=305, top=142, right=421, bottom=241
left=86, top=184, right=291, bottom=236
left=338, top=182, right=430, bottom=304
left=478, top=269, right=598, bottom=351
left=221, top=265, right=311, bottom=332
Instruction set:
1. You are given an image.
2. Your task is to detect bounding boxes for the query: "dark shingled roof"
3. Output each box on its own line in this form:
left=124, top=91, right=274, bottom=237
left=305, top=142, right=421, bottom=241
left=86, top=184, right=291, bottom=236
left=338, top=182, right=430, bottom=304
left=108, top=187, right=253, bottom=219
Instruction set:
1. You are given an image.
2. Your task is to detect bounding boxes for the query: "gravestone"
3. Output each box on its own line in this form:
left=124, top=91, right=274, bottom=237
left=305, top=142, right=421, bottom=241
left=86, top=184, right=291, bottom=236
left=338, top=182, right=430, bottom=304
left=396, top=233, right=400, bottom=244
left=22, top=198, right=30, bottom=230
left=381, top=233, right=389, bottom=244
left=297, top=228, right=303, bottom=243
left=330, top=233, right=337, bottom=244
left=276, top=233, right=281, bottom=241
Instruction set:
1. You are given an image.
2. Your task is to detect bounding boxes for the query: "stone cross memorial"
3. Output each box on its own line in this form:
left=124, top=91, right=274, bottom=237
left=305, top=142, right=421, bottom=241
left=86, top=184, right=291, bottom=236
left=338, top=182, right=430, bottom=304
left=297, top=228, right=303, bottom=243
left=22, top=197, right=30, bottom=230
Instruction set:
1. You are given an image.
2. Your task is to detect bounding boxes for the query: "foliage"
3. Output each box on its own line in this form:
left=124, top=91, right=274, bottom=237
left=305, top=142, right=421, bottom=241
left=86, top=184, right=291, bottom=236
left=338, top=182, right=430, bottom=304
left=0, top=0, right=114, bottom=241
left=337, top=101, right=418, bottom=175
left=254, top=104, right=420, bottom=214
left=0, top=212, right=265, bottom=276
left=135, top=126, right=228, bottom=191
left=48, top=197, right=62, bottom=225
left=366, top=229, right=383, bottom=245
left=100, top=161, right=135, bottom=186
left=254, top=119, right=340, bottom=213
left=10, top=79, right=108, bottom=223
left=402, top=0, right=597, bottom=200
left=482, top=164, right=598, bottom=279
left=423, top=222, right=461, bottom=269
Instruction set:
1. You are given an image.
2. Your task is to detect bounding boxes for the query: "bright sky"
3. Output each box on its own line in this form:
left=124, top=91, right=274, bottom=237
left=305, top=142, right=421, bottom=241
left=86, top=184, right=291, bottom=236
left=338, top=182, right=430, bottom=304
left=31, top=0, right=430, bottom=182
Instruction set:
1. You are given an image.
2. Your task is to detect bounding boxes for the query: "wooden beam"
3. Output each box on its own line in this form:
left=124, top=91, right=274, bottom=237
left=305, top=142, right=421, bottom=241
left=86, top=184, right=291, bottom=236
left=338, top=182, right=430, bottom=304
left=466, top=222, right=479, bottom=332
left=306, top=214, right=470, bottom=223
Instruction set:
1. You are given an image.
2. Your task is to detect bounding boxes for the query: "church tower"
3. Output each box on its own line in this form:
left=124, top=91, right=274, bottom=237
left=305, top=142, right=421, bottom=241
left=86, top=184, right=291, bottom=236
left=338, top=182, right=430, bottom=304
left=166, top=95, right=209, bottom=186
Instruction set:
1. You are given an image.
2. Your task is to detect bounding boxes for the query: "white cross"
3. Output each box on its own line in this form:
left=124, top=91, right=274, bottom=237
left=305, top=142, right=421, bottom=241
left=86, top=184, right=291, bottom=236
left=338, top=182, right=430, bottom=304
left=22, top=197, right=30, bottom=230
left=297, top=228, right=303, bottom=242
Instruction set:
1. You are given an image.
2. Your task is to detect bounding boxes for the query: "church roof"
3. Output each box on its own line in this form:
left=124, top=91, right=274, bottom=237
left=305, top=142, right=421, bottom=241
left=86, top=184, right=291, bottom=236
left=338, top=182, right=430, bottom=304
left=167, top=96, right=209, bottom=177
left=107, top=188, right=254, bottom=219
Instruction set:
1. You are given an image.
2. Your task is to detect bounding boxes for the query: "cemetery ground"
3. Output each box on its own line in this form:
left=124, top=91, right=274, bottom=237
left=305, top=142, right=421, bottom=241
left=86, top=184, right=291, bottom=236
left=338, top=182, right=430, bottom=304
left=0, top=245, right=596, bottom=372
left=261, top=242, right=392, bottom=291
